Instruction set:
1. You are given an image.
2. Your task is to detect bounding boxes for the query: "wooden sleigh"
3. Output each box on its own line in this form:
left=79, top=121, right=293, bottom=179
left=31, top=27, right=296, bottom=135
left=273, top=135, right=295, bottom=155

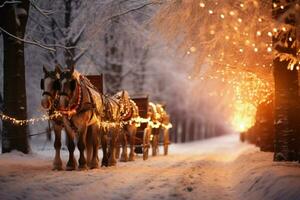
left=85, top=75, right=104, bottom=94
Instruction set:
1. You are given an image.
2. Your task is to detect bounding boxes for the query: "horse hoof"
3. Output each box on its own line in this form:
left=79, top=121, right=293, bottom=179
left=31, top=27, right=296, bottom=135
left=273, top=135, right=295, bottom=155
left=52, top=165, right=63, bottom=171
left=78, top=165, right=88, bottom=171
left=53, top=158, right=63, bottom=170
left=128, top=155, right=135, bottom=162
left=90, top=161, right=99, bottom=169
left=66, top=162, right=77, bottom=171
left=120, top=155, right=128, bottom=162
left=108, top=160, right=117, bottom=166
left=66, top=165, right=76, bottom=171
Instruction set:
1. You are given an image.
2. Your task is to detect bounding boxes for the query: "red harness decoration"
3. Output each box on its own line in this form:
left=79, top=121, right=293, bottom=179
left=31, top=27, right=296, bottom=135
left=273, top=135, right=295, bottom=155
left=58, top=80, right=82, bottom=117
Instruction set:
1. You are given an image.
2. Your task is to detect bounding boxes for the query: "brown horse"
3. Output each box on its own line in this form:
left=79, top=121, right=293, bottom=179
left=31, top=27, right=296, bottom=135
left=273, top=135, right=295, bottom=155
left=114, top=91, right=139, bottom=162
left=57, top=66, right=121, bottom=168
left=41, top=65, right=71, bottom=170
left=156, top=104, right=171, bottom=155
left=57, top=66, right=102, bottom=169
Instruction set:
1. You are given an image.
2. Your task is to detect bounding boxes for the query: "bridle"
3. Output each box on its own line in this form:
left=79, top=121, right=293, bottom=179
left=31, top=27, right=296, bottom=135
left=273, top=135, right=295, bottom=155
left=58, top=71, right=76, bottom=100
left=41, top=72, right=60, bottom=100
left=57, top=73, right=83, bottom=115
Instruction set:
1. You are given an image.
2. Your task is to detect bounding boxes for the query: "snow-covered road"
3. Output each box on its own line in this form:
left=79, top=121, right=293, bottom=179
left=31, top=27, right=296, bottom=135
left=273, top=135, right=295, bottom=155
left=1, top=134, right=300, bottom=200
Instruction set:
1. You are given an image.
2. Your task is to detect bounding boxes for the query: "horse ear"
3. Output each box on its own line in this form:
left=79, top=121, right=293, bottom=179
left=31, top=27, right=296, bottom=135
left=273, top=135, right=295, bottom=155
left=55, top=64, right=63, bottom=75
left=69, top=64, right=75, bottom=74
left=43, top=65, right=49, bottom=75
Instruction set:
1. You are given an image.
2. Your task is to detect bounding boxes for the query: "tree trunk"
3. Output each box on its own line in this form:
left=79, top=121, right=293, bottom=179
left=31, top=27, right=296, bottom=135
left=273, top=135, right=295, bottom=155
left=64, top=0, right=75, bottom=68
left=188, top=119, right=195, bottom=141
left=104, top=19, right=123, bottom=94
left=0, top=1, right=30, bottom=153
left=272, top=3, right=300, bottom=161
left=181, top=115, right=186, bottom=143
left=273, top=58, right=299, bottom=161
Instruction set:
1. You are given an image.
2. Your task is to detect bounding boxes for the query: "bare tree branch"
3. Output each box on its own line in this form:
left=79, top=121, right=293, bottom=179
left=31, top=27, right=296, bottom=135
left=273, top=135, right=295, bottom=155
left=29, top=0, right=54, bottom=16
left=29, top=0, right=66, bottom=37
left=71, top=24, right=86, bottom=44
left=0, top=0, right=21, bottom=8
left=106, top=1, right=162, bottom=22
left=73, top=48, right=88, bottom=63
left=0, top=27, right=83, bottom=52
left=0, top=27, right=56, bottom=51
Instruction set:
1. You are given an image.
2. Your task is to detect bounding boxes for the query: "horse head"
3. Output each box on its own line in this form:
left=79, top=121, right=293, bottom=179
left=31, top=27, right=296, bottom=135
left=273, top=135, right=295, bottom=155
left=57, top=65, right=79, bottom=111
left=41, top=64, right=62, bottom=110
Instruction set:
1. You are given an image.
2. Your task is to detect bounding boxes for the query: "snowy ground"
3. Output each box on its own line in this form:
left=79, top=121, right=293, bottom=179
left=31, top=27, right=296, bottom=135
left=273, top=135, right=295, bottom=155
left=1, top=134, right=300, bottom=200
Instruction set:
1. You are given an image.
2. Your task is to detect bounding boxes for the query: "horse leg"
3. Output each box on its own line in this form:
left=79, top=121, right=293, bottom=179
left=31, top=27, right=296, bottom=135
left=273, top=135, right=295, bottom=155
left=163, top=129, right=169, bottom=156
left=129, top=125, right=136, bottom=161
left=66, top=131, right=77, bottom=171
left=86, top=126, right=93, bottom=167
left=115, top=133, right=120, bottom=159
left=90, top=124, right=100, bottom=169
left=78, top=126, right=88, bottom=170
left=120, top=128, right=128, bottom=162
left=108, top=128, right=118, bottom=166
left=53, top=124, right=63, bottom=170
left=143, top=127, right=151, bottom=160
left=101, top=130, right=109, bottom=167
left=151, top=129, right=158, bottom=156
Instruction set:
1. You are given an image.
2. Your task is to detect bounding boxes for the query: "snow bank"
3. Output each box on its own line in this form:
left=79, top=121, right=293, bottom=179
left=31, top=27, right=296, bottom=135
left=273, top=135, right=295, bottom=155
left=1, top=134, right=300, bottom=200
left=233, top=149, right=300, bottom=200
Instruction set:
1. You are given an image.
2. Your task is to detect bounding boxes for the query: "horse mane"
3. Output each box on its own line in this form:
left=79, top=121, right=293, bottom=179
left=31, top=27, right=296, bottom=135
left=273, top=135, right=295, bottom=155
left=149, top=102, right=158, bottom=114
left=74, top=70, right=101, bottom=93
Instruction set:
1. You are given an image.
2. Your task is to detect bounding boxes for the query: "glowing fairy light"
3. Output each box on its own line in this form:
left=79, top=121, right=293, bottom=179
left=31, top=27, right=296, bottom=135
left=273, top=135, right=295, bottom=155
left=267, top=32, right=272, bottom=37
left=194, top=68, right=273, bottom=132
left=267, top=47, right=272, bottom=52
left=190, top=46, right=197, bottom=52
left=0, top=112, right=62, bottom=126
left=256, top=31, right=261, bottom=36
left=0, top=111, right=172, bottom=130
left=231, top=101, right=256, bottom=132
left=155, top=0, right=300, bottom=73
